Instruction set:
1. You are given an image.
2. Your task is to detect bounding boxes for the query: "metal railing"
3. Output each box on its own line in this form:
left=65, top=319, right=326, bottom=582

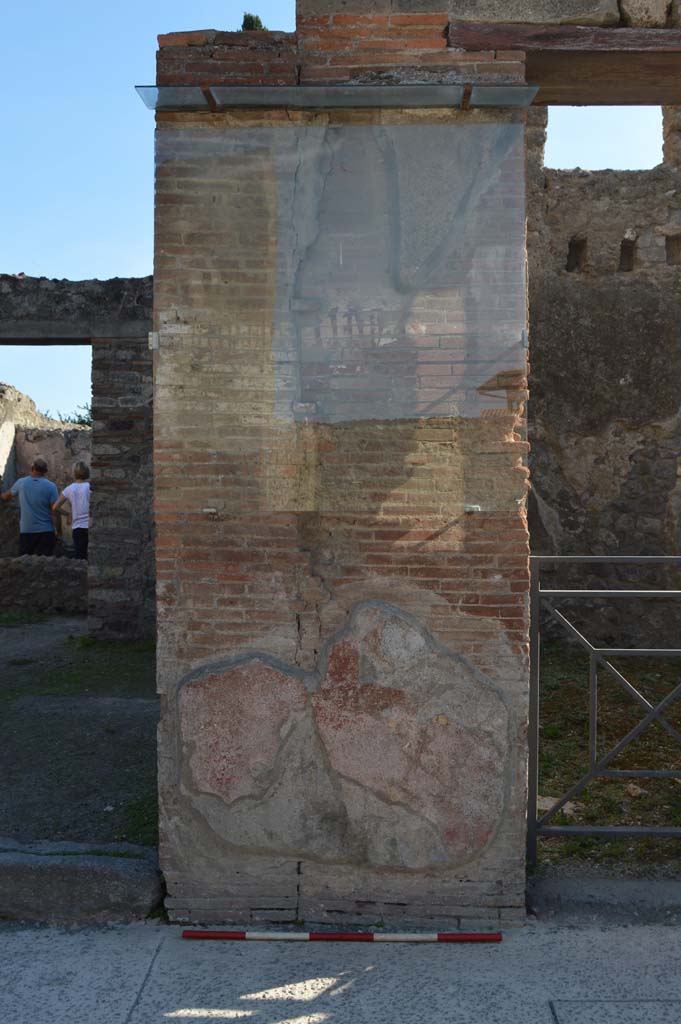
left=528, top=555, right=681, bottom=864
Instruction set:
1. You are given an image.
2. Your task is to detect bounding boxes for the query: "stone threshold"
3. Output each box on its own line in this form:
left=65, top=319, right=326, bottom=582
left=0, top=837, right=163, bottom=923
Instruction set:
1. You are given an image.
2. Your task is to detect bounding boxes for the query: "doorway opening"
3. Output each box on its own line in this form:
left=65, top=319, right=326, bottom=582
left=0, top=343, right=92, bottom=563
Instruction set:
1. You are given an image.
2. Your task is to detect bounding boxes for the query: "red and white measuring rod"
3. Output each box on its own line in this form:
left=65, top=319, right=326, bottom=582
left=182, top=930, right=502, bottom=943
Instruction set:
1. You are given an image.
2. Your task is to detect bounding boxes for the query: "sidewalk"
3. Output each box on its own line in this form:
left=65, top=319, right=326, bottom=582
left=3, top=919, right=681, bottom=1024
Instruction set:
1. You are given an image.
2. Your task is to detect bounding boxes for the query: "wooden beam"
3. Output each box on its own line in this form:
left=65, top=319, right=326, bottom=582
left=448, top=23, right=681, bottom=105
left=449, top=24, right=681, bottom=52
left=527, top=51, right=681, bottom=105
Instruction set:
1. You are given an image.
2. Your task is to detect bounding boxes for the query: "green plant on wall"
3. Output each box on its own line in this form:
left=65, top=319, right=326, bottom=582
left=59, top=402, right=92, bottom=426
left=242, top=12, right=267, bottom=30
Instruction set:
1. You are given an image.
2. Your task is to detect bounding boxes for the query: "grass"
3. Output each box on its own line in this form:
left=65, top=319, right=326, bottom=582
left=147, top=903, right=169, bottom=923
left=2, top=622, right=159, bottom=850
left=3, top=634, right=157, bottom=703
left=69, top=635, right=155, bottom=654
left=537, top=641, right=681, bottom=867
left=115, top=793, right=158, bottom=847
left=0, top=611, right=48, bottom=627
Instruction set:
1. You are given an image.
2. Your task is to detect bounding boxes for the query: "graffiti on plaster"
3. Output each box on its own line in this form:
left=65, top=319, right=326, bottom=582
left=153, top=122, right=529, bottom=516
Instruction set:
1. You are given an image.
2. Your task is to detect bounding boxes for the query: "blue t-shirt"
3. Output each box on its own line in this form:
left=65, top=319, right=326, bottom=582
left=11, top=476, right=58, bottom=533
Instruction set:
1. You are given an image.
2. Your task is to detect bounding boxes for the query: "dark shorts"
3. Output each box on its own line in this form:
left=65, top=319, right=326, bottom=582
left=72, top=528, right=89, bottom=560
left=19, top=532, right=56, bottom=557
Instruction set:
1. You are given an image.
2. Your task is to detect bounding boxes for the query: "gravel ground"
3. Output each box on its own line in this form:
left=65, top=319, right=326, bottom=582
left=0, top=616, right=158, bottom=844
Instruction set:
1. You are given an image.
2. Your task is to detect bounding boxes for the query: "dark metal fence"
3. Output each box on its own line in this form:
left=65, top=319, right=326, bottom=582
left=528, top=555, right=681, bottom=864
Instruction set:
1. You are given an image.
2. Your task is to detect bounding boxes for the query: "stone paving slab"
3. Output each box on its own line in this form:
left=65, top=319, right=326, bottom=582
left=528, top=874, right=681, bottom=925
left=3, top=921, right=681, bottom=1024
left=551, top=1002, right=681, bottom=1024
left=128, top=923, right=681, bottom=1024
left=0, top=922, right=164, bottom=1024
left=0, top=838, right=162, bottom=922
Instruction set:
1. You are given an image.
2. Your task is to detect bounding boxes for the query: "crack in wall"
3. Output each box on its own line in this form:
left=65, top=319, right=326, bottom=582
left=296, top=859, right=302, bottom=920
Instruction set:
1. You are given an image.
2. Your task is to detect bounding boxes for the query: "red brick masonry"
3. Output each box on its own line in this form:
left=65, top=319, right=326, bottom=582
left=153, top=11, right=530, bottom=927
left=157, top=13, right=526, bottom=88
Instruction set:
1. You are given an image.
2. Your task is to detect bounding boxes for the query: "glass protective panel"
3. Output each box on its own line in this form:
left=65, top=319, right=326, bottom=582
left=470, top=86, right=539, bottom=108
left=208, top=85, right=466, bottom=109
left=136, top=86, right=210, bottom=111
left=155, top=120, right=528, bottom=514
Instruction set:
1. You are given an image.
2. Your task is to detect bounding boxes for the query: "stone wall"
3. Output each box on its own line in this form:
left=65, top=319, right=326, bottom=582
left=0, top=423, right=92, bottom=558
left=0, top=384, right=70, bottom=557
left=0, top=382, right=63, bottom=436
left=0, top=275, right=154, bottom=637
left=7, top=426, right=91, bottom=557
left=0, top=274, right=152, bottom=342
left=297, top=1, right=679, bottom=27
left=527, top=107, right=681, bottom=646
left=154, top=19, right=530, bottom=928
left=15, top=427, right=90, bottom=490
left=89, top=336, right=155, bottom=638
left=0, top=556, right=87, bottom=615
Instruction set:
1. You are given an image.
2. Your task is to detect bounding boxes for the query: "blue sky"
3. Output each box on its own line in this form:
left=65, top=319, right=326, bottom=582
left=0, top=2, right=665, bottom=415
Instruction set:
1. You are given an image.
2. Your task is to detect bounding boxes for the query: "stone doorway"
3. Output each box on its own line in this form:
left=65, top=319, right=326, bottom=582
left=0, top=274, right=155, bottom=638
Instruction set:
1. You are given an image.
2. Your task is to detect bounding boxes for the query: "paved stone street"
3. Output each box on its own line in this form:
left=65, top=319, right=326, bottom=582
left=2, top=920, right=681, bottom=1024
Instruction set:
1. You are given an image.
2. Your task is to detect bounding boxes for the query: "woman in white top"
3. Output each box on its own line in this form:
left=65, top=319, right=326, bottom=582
left=53, top=461, right=91, bottom=560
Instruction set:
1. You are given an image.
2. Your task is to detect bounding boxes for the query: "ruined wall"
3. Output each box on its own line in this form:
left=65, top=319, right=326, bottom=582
left=0, top=385, right=72, bottom=556
left=0, top=382, right=64, bottom=435
left=0, top=556, right=87, bottom=615
left=527, top=107, right=681, bottom=645
left=154, top=19, right=530, bottom=928
left=0, top=275, right=154, bottom=637
left=0, top=382, right=62, bottom=498
left=18, top=426, right=91, bottom=557
left=15, top=427, right=91, bottom=489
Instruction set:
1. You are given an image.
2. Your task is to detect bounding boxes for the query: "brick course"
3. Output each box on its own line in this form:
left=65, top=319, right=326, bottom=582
left=156, top=14, right=526, bottom=87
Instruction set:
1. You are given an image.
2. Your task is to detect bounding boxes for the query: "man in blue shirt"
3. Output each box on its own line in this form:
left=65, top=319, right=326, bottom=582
left=1, top=458, right=59, bottom=556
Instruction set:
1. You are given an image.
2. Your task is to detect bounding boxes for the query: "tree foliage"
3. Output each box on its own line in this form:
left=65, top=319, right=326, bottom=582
left=242, top=12, right=266, bottom=30
left=59, top=403, right=92, bottom=427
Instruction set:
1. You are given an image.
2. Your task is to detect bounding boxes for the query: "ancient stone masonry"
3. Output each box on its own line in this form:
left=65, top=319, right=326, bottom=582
left=297, top=1, right=676, bottom=27
left=0, top=556, right=87, bottom=616
left=15, top=427, right=90, bottom=490
left=6, top=422, right=91, bottom=557
left=620, top=1, right=676, bottom=26
left=89, top=336, right=155, bottom=638
left=0, top=383, right=64, bottom=495
left=0, top=274, right=154, bottom=638
left=448, top=1, right=620, bottom=24
left=0, top=274, right=152, bottom=341
left=0, top=384, right=72, bottom=556
left=527, top=107, right=681, bottom=646
left=153, top=13, right=530, bottom=927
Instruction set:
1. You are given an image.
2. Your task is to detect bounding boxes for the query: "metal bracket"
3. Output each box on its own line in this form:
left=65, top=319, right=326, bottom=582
left=148, top=331, right=159, bottom=351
